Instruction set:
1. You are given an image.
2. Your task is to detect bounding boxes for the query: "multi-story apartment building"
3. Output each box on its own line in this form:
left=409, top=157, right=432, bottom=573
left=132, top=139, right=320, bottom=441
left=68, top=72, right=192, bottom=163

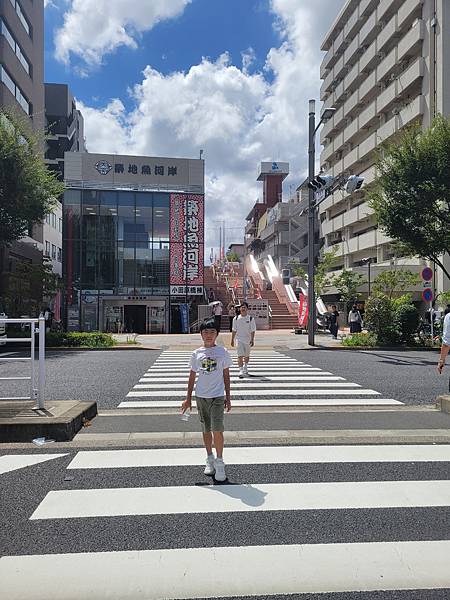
left=45, top=83, right=85, bottom=181
left=319, top=0, right=450, bottom=299
left=0, top=0, right=45, bottom=311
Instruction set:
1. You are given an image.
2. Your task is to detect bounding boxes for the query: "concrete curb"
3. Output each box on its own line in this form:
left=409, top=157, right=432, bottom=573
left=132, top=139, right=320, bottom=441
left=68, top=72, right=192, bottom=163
left=437, top=395, right=450, bottom=414
left=302, top=346, right=441, bottom=352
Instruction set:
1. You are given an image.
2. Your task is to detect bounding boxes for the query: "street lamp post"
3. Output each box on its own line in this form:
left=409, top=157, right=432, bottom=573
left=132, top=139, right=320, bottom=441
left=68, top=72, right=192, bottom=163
left=307, top=100, right=336, bottom=346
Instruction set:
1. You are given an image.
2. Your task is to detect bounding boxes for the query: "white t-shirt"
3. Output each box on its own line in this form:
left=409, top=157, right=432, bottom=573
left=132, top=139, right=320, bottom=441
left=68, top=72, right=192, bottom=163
left=232, top=314, right=256, bottom=343
left=190, top=345, right=232, bottom=398
left=442, top=313, right=450, bottom=346
left=213, top=303, right=223, bottom=316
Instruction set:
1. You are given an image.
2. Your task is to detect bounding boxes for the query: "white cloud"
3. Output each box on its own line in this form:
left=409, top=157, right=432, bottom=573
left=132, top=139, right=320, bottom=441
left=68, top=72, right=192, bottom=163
left=55, top=0, right=191, bottom=66
left=72, top=1, right=340, bottom=254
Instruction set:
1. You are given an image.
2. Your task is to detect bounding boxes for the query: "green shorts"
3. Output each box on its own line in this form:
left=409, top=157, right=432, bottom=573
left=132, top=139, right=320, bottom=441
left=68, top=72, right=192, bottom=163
left=195, top=396, right=225, bottom=433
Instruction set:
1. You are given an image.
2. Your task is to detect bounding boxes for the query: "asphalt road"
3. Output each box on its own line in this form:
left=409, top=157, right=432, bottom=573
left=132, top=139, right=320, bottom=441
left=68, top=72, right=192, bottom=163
left=0, top=347, right=446, bottom=408
left=1, top=447, right=450, bottom=600
left=286, top=349, right=446, bottom=406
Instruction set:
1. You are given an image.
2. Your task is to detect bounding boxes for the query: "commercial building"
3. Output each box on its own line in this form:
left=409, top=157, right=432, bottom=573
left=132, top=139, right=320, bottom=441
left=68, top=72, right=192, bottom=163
left=0, top=0, right=45, bottom=311
left=44, top=83, right=85, bottom=181
left=63, top=152, right=205, bottom=333
left=319, top=0, right=450, bottom=299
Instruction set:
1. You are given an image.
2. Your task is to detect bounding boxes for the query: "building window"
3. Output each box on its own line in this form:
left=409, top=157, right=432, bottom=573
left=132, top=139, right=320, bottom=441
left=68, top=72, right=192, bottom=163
left=51, top=212, right=57, bottom=228
left=58, top=217, right=62, bottom=233
left=57, top=247, right=62, bottom=262
left=51, top=244, right=56, bottom=259
left=0, top=19, right=30, bottom=75
left=45, top=241, right=50, bottom=257
left=0, top=64, right=29, bottom=114
left=9, top=1, right=30, bottom=36
left=45, top=213, right=51, bottom=225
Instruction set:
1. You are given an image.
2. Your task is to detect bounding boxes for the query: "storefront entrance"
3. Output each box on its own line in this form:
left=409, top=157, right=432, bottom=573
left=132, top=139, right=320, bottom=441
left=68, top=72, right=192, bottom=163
left=124, top=305, right=147, bottom=334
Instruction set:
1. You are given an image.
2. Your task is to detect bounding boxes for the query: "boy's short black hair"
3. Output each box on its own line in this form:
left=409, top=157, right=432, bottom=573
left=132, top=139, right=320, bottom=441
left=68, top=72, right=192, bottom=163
left=240, top=301, right=249, bottom=308
left=200, top=318, right=219, bottom=334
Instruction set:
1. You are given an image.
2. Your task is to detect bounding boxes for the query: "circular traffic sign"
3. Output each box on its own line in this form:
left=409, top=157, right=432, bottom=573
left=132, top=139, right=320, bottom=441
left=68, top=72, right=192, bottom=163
left=422, top=288, right=433, bottom=302
left=421, top=267, right=433, bottom=281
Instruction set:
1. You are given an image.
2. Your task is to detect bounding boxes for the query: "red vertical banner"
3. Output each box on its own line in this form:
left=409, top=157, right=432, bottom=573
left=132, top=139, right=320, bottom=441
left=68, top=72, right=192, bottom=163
left=298, top=294, right=308, bottom=327
left=170, top=194, right=204, bottom=288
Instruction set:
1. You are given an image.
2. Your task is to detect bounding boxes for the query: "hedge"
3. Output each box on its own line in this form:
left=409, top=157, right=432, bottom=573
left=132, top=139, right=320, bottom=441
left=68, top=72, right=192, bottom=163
left=46, top=332, right=117, bottom=348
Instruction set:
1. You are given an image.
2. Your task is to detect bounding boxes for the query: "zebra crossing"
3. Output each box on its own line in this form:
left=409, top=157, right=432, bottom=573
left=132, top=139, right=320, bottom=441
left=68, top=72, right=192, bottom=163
left=2, top=444, right=450, bottom=599
left=118, top=349, right=402, bottom=408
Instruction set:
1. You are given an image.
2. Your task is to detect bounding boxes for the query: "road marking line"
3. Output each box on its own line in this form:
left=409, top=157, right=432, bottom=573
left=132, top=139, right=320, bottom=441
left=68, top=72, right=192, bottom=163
left=132, top=382, right=358, bottom=389
left=3, top=541, right=450, bottom=599
left=126, top=388, right=379, bottom=397
left=67, top=444, right=450, bottom=469
left=0, top=454, right=68, bottom=475
left=118, top=398, right=402, bottom=408
left=138, top=376, right=345, bottom=383
left=30, top=480, right=450, bottom=520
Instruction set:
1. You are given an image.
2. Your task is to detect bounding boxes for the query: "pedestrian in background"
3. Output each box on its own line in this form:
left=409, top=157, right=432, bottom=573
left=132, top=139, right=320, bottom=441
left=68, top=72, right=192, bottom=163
left=227, top=301, right=235, bottom=332
left=437, top=307, right=450, bottom=375
left=231, top=301, right=256, bottom=378
left=329, top=305, right=340, bottom=339
left=181, top=318, right=232, bottom=482
left=208, top=288, right=215, bottom=303
left=348, top=304, right=363, bottom=333
left=212, top=300, right=223, bottom=332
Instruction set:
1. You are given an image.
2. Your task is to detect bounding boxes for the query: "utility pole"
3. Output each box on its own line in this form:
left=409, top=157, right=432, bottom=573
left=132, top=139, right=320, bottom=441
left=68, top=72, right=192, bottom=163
left=307, top=100, right=316, bottom=346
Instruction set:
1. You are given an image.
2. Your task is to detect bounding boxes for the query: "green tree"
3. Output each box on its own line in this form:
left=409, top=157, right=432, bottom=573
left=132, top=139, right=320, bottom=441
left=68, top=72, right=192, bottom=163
left=0, top=109, right=64, bottom=246
left=332, top=269, right=365, bottom=309
left=226, top=251, right=241, bottom=263
left=372, top=269, right=420, bottom=299
left=364, top=295, right=398, bottom=345
left=3, top=258, right=61, bottom=316
left=437, top=290, right=450, bottom=308
left=287, top=248, right=337, bottom=296
left=369, top=114, right=450, bottom=279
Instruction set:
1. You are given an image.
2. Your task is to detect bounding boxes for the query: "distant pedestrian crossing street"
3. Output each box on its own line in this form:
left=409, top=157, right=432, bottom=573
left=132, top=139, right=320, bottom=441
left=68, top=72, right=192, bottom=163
left=119, top=349, right=401, bottom=408
left=2, top=444, right=450, bottom=599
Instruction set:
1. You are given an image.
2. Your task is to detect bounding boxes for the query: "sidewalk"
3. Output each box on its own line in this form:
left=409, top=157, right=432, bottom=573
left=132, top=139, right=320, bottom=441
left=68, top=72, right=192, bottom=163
left=112, top=329, right=343, bottom=351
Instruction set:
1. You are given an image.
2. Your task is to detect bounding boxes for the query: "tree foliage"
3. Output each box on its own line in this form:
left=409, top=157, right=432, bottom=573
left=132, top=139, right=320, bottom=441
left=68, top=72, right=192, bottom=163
left=0, top=110, right=64, bottom=246
left=3, top=258, right=62, bottom=316
left=287, top=248, right=337, bottom=296
left=331, top=269, right=365, bottom=308
left=226, top=251, right=241, bottom=263
left=372, top=269, right=420, bottom=299
left=369, top=114, right=450, bottom=279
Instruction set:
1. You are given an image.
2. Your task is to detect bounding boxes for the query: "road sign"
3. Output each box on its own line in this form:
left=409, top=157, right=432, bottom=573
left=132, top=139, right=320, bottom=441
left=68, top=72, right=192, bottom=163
left=421, top=267, right=433, bottom=281
left=422, top=288, right=433, bottom=303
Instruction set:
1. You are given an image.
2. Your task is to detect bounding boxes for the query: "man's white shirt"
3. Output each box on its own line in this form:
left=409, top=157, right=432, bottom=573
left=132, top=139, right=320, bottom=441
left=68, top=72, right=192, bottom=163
left=232, top=314, right=256, bottom=343
left=190, top=346, right=232, bottom=398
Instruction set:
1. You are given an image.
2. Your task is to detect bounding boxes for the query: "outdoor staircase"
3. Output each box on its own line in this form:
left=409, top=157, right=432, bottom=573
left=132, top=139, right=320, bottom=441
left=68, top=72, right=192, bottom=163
left=255, top=287, right=299, bottom=330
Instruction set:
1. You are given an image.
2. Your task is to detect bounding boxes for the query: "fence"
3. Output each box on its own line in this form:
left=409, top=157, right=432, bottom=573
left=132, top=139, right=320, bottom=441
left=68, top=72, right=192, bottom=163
left=0, top=317, right=45, bottom=409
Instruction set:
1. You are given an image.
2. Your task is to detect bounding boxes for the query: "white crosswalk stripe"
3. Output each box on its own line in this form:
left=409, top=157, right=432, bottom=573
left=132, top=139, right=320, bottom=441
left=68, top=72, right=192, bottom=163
left=118, top=349, right=400, bottom=408
left=2, top=444, right=450, bottom=598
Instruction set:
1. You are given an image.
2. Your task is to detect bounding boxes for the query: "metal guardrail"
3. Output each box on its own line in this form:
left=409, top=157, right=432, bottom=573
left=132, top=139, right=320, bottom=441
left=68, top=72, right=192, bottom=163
left=0, top=318, right=45, bottom=409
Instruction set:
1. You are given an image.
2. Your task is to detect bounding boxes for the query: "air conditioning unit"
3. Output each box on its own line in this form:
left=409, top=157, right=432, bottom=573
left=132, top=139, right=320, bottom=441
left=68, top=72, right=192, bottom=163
left=377, top=52, right=386, bottom=60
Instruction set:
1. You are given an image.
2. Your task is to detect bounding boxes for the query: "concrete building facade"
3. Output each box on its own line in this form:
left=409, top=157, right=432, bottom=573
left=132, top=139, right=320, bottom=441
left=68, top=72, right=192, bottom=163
left=45, top=83, right=85, bottom=181
left=0, top=0, right=45, bottom=312
left=319, top=0, right=450, bottom=299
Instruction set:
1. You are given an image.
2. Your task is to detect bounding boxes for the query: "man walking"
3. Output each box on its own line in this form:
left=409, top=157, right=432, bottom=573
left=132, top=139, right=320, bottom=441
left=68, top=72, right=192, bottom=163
left=212, top=301, right=223, bottom=333
left=231, top=302, right=256, bottom=378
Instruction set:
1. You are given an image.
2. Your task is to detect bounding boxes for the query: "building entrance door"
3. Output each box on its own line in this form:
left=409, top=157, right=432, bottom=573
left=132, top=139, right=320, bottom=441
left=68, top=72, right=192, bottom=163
left=124, top=305, right=147, bottom=333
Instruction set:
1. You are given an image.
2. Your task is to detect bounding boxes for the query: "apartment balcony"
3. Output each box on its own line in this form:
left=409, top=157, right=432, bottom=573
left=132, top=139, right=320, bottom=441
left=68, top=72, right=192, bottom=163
left=358, top=70, right=377, bottom=107
left=378, top=115, right=397, bottom=144
left=333, top=54, right=346, bottom=82
left=359, top=40, right=377, bottom=73
left=377, top=46, right=397, bottom=83
left=360, top=0, right=379, bottom=16
left=397, top=57, right=424, bottom=97
left=321, top=141, right=335, bottom=164
left=344, top=35, right=359, bottom=67
left=377, top=79, right=397, bottom=113
left=377, top=14, right=399, bottom=54
left=344, top=202, right=374, bottom=228
left=320, top=69, right=335, bottom=100
left=358, top=131, right=377, bottom=161
left=397, top=19, right=424, bottom=61
left=359, top=9, right=377, bottom=47
left=358, top=100, right=377, bottom=130
left=377, top=0, right=402, bottom=22
left=245, top=221, right=256, bottom=235
left=333, top=29, right=345, bottom=55
left=344, top=6, right=360, bottom=41
left=344, top=88, right=359, bottom=119
left=343, top=147, right=359, bottom=171
left=346, top=229, right=377, bottom=253
left=398, top=0, right=423, bottom=31
left=322, top=45, right=336, bottom=75
left=398, top=94, right=424, bottom=128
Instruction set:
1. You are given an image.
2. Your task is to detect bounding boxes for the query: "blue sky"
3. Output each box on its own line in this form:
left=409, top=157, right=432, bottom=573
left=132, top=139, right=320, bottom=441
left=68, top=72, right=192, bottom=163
left=44, top=0, right=340, bottom=250
left=45, top=0, right=279, bottom=111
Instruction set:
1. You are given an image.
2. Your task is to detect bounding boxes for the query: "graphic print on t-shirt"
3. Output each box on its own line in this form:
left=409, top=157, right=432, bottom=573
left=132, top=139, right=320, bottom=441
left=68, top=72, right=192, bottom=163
left=201, top=357, right=217, bottom=373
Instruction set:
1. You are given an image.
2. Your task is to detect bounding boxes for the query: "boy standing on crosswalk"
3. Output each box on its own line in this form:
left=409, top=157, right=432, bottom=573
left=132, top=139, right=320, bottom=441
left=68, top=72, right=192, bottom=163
left=231, top=302, right=256, bottom=378
left=181, top=318, right=232, bottom=482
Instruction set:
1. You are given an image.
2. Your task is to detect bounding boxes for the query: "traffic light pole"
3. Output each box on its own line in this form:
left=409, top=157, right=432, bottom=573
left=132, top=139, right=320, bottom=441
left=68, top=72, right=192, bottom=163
left=307, top=100, right=316, bottom=346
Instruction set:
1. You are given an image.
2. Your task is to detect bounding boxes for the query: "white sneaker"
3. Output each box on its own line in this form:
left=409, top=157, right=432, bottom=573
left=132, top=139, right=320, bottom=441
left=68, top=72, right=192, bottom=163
left=204, top=455, right=215, bottom=476
left=214, top=458, right=227, bottom=482
left=243, top=365, right=248, bottom=376
left=238, top=368, right=244, bottom=379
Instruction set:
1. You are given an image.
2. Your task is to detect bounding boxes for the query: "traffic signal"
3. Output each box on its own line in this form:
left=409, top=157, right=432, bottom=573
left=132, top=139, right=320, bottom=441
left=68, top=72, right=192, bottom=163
left=282, top=269, right=290, bottom=285
left=346, top=175, right=364, bottom=193
left=307, top=174, right=335, bottom=191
